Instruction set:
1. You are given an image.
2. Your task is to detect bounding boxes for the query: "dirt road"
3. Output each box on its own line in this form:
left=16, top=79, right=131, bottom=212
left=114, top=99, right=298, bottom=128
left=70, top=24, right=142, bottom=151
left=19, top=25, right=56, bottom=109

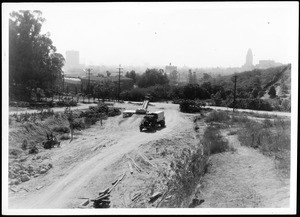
left=194, top=129, right=290, bottom=208
left=8, top=102, right=184, bottom=208
left=206, top=106, right=291, bottom=117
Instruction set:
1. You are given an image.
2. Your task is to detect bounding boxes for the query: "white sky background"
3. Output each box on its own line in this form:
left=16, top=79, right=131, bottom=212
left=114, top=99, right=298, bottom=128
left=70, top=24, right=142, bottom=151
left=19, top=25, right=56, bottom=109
left=4, top=2, right=299, bottom=68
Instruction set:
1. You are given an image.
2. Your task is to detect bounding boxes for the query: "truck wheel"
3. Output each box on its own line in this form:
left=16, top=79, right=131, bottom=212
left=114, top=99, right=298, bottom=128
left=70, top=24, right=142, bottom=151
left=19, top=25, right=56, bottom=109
left=139, top=126, right=143, bottom=132
left=160, top=120, right=165, bottom=127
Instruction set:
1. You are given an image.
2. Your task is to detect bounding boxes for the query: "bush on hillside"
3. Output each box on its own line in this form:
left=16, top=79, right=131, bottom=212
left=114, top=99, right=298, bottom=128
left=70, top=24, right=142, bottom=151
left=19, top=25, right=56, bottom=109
left=227, top=98, right=273, bottom=111
left=179, top=100, right=204, bottom=113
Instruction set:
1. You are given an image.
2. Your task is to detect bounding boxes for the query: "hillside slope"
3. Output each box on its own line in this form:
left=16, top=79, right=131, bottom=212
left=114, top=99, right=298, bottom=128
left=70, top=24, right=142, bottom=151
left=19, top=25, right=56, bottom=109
left=207, top=64, right=291, bottom=96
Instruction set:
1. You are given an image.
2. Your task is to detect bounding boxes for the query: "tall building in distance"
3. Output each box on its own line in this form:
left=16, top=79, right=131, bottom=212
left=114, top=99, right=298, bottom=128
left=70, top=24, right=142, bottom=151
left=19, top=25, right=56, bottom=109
left=241, top=48, right=254, bottom=71
left=65, top=50, right=80, bottom=71
left=165, top=63, right=178, bottom=85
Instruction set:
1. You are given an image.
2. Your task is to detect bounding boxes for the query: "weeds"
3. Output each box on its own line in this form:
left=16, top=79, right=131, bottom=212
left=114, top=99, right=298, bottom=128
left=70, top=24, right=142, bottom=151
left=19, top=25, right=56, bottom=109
left=161, top=144, right=209, bottom=208
left=203, top=125, right=230, bottom=154
left=205, top=110, right=230, bottom=123
left=237, top=118, right=290, bottom=176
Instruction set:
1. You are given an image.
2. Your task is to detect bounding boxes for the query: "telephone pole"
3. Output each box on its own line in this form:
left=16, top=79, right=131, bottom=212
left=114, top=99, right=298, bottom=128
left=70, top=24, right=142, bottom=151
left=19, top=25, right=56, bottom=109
left=233, top=74, right=237, bottom=112
left=116, top=64, right=123, bottom=102
left=84, top=68, right=93, bottom=102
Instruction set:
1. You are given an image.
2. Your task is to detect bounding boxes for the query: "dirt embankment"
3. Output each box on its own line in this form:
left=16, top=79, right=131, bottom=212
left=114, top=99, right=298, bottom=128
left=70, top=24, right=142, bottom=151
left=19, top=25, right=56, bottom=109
left=192, top=129, right=290, bottom=208
left=8, top=102, right=201, bottom=208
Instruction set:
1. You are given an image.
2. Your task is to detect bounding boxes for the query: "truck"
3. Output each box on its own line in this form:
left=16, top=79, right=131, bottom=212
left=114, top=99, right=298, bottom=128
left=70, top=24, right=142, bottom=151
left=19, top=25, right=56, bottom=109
left=139, top=111, right=165, bottom=132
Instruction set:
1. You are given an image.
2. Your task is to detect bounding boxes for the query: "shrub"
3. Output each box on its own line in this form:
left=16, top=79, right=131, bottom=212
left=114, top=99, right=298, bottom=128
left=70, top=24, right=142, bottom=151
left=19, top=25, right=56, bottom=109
left=84, top=116, right=98, bottom=127
left=179, top=100, right=202, bottom=113
left=205, top=110, right=230, bottom=123
left=52, top=126, right=70, bottom=133
left=203, top=125, right=230, bottom=154
left=227, top=99, right=273, bottom=111
left=73, top=118, right=85, bottom=130
left=108, top=107, right=121, bottom=116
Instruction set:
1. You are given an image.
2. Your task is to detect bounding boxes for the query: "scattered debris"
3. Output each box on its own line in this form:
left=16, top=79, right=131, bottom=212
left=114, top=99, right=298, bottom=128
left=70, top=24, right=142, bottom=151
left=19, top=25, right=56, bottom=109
left=36, top=185, right=44, bottom=190
left=99, top=188, right=110, bottom=195
left=128, top=161, right=133, bottom=174
left=10, top=187, right=18, bottom=192
left=81, top=199, right=90, bottom=206
left=20, top=187, right=29, bottom=192
left=127, top=156, right=142, bottom=173
left=132, top=192, right=142, bottom=201
left=156, top=191, right=169, bottom=208
left=139, top=153, right=157, bottom=169
left=108, top=172, right=126, bottom=194
left=149, top=192, right=162, bottom=203
left=92, top=172, right=126, bottom=208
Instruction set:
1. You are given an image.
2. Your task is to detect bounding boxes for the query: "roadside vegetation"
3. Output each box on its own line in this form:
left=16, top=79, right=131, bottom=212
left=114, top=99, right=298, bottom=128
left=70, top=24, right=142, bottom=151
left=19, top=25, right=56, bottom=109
left=8, top=102, right=121, bottom=187
left=203, top=110, right=291, bottom=177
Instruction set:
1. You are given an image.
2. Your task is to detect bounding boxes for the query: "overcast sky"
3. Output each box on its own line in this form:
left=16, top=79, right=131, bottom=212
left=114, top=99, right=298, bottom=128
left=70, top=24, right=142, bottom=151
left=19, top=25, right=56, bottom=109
left=3, top=2, right=299, bottom=68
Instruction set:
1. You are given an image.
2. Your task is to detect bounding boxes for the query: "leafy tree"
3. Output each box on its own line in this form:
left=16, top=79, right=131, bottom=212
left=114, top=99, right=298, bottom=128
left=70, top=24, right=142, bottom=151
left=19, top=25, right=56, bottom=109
left=251, top=76, right=262, bottom=91
left=9, top=10, right=65, bottom=101
left=280, top=79, right=289, bottom=94
left=137, top=68, right=169, bottom=88
left=125, top=70, right=138, bottom=84
left=251, top=88, right=259, bottom=98
left=202, top=73, right=212, bottom=80
left=93, top=80, right=115, bottom=102
left=268, top=85, right=276, bottom=98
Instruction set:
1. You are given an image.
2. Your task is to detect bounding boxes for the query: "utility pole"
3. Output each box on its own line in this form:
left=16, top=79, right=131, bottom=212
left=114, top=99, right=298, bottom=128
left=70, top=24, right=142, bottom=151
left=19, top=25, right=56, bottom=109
left=84, top=68, right=93, bottom=103
left=233, top=74, right=237, bottom=112
left=116, top=64, right=123, bottom=102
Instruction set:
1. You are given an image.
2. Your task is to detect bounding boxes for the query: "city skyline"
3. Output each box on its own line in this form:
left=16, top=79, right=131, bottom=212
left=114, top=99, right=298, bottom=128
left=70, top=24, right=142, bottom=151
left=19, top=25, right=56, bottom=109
left=4, top=2, right=298, bottom=69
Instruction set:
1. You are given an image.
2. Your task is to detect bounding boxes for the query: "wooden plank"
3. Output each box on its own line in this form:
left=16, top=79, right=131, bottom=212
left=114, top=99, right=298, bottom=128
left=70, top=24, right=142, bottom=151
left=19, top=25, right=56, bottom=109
left=99, top=188, right=110, bottom=195
left=108, top=172, right=126, bottom=194
left=132, top=193, right=142, bottom=201
left=140, top=153, right=157, bottom=169
left=128, top=157, right=142, bottom=172
left=81, top=199, right=89, bottom=206
left=91, top=194, right=110, bottom=201
left=128, top=161, right=133, bottom=174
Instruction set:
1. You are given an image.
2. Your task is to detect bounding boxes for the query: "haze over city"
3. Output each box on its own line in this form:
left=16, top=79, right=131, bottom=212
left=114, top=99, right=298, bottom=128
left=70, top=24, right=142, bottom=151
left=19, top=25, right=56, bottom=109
left=4, top=2, right=298, bottom=68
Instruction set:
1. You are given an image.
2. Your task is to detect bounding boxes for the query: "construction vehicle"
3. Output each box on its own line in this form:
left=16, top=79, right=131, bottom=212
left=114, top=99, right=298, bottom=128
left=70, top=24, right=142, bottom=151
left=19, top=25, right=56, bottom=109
left=135, top=95, right=150, bottom=114
left=139, top=111, right=165, bottom=132
left=123, top=95, right=151, bottom=118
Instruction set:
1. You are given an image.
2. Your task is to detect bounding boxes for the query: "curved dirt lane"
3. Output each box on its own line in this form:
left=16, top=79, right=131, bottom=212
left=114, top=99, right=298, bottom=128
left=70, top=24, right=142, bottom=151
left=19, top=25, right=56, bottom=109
left=195, top=130, right=290, bottom=208
left=9, top=104, right=182, bottom=208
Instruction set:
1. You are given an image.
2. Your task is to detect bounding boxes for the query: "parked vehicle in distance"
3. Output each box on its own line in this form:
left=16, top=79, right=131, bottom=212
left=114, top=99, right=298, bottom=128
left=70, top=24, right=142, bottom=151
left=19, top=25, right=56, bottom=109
left=139, top=111, right=165, bottom=132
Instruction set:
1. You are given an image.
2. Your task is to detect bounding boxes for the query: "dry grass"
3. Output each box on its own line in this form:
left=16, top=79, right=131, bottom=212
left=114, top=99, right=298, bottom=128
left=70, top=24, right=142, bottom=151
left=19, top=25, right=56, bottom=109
left=205, top=110, right=230, bottom=123
left=237, top=117, right=290, bottom=177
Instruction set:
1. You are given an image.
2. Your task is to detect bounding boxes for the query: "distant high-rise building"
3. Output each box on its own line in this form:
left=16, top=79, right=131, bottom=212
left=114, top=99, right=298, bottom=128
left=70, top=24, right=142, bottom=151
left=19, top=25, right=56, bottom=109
left=242, top=48, right=254, bottom=71
left=165, top=63, right=178, bottom=85
left=65, top=50, right=80, bottom=71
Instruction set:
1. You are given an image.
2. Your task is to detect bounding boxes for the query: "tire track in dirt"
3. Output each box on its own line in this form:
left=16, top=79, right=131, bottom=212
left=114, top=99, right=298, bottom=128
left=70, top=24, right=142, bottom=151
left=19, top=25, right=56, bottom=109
left=9, top=106, right=182, bottom=208
left=195, top=130, right=290, bottom=208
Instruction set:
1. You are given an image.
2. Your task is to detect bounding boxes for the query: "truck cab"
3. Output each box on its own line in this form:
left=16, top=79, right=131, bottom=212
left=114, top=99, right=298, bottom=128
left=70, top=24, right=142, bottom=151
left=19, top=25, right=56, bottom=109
left=139, top=111, right=165, bottom=132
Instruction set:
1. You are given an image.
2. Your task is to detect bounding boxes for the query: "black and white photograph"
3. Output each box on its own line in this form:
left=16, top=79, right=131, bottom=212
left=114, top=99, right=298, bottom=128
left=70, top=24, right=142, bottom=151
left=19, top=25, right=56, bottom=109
left=2, top=2, right=298, bottom=215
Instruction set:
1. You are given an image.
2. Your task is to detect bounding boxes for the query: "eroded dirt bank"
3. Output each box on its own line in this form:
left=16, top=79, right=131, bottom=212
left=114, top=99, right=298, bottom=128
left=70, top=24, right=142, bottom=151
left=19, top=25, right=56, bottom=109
left=193, top=129, right=290, bottom=208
